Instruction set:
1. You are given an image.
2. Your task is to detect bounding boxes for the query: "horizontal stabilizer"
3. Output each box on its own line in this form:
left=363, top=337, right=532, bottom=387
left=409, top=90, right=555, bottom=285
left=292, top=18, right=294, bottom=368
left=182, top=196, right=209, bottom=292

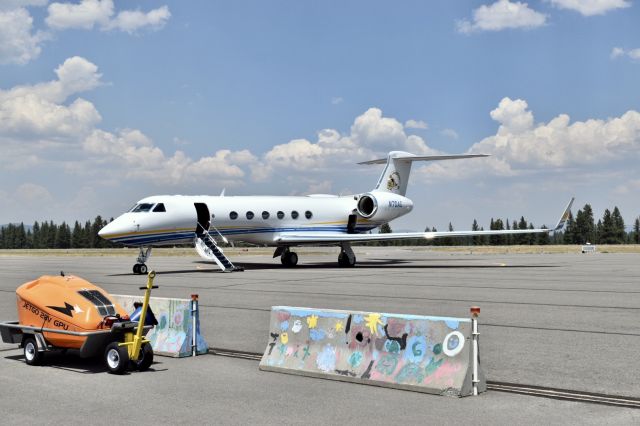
left=358, top=154, right=489, bottom=165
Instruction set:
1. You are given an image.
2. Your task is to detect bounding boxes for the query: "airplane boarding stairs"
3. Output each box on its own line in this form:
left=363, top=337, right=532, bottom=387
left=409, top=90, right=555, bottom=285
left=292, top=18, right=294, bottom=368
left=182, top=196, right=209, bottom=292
left=194, top=228, right=243, bottom=272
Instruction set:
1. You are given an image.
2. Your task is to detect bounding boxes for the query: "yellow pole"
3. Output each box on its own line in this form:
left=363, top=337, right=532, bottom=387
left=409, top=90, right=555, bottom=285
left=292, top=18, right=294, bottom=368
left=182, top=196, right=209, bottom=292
left=121, top=270, right=156, bottom=360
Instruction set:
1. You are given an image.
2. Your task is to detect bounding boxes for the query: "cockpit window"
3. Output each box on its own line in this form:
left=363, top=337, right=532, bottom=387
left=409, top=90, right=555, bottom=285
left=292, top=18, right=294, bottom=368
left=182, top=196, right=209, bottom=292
left=131, top=203, right=154, bottom=212
left=152, top=203, right=166, bottom=212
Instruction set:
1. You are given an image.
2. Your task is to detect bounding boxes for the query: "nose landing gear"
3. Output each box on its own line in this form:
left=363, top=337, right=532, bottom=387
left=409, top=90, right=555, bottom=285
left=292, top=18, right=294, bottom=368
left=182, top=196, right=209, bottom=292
left=133, top=247, right=152, bottom=275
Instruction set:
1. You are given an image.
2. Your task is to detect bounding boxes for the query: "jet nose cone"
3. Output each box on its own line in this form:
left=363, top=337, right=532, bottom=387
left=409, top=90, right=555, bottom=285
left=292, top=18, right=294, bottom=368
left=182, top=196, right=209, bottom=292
left=98, top=222, right=113, bottom=239
left=98, top=218, right=124, bottom=240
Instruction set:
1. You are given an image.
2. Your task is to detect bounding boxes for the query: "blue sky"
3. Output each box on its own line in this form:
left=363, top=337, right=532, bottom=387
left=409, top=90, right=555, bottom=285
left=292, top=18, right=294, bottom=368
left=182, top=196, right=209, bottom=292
left=1, top=0, right=640, bottom=231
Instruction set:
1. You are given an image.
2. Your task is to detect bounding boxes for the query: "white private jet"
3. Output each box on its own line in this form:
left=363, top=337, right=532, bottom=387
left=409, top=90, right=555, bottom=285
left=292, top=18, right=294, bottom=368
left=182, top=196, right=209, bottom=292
left=98, top=151, right=574, bottom=274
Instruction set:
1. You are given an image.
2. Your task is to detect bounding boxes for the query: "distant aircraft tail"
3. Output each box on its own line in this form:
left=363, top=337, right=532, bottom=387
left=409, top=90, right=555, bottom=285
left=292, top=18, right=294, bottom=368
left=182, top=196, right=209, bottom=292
left=358, top=151, right=489, bottom=196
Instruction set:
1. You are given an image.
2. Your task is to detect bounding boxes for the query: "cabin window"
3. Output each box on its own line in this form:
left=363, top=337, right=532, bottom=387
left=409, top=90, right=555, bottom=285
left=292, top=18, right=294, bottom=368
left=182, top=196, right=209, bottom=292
left=246, top=211, right=254, bottom=220
left=230, top=211, right=238, bottom=220
left=262, top=211, right=270, bottom=220
left=305, top=210, right=312, bottom=219
left=132, top=203, right=154, bottom=212
left=291, top=211, right=299, bottom=219
left=277, top=211, right=284, bottom=219
left=152, top=203, right=166, bottom=212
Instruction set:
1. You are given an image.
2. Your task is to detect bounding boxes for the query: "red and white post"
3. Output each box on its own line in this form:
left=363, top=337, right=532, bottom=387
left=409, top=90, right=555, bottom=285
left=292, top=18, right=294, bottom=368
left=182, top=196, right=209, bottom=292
left=470, top=306, right=480, bottom=396
left=191, top=294, right=199, bottom=357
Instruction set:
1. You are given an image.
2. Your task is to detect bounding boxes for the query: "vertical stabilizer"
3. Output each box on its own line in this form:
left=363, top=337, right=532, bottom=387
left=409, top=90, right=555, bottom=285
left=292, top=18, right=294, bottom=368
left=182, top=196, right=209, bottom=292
left=372, top=151, right=414, bottom=196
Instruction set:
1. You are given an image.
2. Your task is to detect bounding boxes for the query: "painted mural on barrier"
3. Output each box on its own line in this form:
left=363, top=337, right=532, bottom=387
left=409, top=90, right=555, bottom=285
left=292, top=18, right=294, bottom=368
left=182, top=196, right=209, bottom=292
left=112, top=295, right=208, bottom=357
left=259, top=306, right=483, bottom=396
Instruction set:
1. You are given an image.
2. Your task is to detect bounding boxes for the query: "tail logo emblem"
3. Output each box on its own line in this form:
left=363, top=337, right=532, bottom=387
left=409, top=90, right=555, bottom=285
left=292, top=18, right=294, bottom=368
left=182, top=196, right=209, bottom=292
left=386, top=172, right=401, bottom=192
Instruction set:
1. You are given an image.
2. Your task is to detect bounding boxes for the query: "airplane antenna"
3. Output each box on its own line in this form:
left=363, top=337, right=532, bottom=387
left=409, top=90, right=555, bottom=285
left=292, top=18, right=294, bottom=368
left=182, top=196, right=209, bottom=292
left=60, top=271, right=65, bottom=277
left=220, top=188, right=226, bottom=197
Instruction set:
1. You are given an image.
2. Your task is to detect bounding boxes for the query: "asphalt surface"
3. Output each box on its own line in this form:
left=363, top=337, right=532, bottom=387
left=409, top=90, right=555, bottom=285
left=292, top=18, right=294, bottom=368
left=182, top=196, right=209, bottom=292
left=1, top=247, right=639, bottom=424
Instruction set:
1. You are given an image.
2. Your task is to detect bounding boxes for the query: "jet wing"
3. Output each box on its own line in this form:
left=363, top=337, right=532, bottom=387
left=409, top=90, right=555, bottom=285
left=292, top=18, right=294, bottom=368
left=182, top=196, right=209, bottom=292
left=277, top=198, right=574, bottom=244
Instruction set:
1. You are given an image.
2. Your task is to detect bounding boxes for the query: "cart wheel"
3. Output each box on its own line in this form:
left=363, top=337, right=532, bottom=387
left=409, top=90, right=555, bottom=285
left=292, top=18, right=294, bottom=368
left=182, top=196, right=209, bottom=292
left=132, top=343, right=154, bottom=371
left=104, top=342, right=129, bottom=374
left=23, top=337, right=43, bottom=366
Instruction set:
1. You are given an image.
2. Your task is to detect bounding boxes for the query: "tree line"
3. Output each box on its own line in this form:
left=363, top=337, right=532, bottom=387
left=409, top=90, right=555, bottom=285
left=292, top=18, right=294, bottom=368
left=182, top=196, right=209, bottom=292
left=0, top=216, right=120, bottom=249
left=367, top=203, right=640, bottom=246
left=1, top=204, right=639, bottom=249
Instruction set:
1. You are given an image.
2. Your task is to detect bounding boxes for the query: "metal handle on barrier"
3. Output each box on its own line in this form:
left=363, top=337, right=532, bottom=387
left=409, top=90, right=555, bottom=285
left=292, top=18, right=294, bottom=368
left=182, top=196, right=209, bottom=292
left=139, top=285, right=159, bottom=290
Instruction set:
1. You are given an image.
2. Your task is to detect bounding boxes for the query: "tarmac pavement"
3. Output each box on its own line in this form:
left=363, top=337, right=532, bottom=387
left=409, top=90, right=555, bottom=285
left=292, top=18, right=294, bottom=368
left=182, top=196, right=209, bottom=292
left=0, top=247, right=638, bottom=424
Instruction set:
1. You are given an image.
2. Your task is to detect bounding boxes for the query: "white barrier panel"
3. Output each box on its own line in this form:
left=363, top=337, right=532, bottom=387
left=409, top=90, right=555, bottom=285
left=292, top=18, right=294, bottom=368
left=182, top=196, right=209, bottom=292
left=259, top=306, right=485, bottom=397
left=112, top=295, right=208, bottom=358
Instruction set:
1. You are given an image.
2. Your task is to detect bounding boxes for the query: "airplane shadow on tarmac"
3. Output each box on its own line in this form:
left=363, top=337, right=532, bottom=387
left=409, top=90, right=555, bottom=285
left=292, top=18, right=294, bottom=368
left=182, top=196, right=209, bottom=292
left=109, top=259, right=558, bottom=277
left=4, top=351, right=166, bottom=375
left=108, top=259, right=557, bottom=276
left=231, top=260, right=559, bottom=271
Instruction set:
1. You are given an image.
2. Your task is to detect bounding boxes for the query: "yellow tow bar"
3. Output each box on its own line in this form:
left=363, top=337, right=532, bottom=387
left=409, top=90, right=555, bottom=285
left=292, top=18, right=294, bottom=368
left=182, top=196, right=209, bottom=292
left=119, top=270, right=157, bottom=360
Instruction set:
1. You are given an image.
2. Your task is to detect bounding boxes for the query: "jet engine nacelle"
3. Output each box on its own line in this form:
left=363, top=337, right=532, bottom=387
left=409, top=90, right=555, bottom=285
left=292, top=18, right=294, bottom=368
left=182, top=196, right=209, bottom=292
left=355, top=191, right=413, bottom=222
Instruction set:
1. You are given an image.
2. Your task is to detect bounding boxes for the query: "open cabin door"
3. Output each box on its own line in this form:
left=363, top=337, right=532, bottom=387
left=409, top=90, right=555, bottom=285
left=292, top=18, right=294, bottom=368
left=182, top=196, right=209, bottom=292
left=194, top=203, right=210, bottom=235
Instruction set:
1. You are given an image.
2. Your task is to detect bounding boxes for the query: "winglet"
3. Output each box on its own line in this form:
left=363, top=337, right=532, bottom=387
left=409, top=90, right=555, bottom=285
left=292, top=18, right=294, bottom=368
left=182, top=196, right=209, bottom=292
left=554, top=197, right=575, bottom=231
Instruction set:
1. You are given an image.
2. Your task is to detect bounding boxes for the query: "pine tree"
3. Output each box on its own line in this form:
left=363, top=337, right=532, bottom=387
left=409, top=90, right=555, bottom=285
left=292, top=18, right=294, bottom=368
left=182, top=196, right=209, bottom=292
left=582, top=204, right=595, bottom=243
left=54, top=222, right=71, bottom=249
left=634, top=217, right=640, bottom=244
left=489, top=218, right=505, bottom=245
left=472, top=219, right=481, bottom=246
left=611, top=207, right=625, bottom=244
left=71, top=221, right=86, bottom=248
left=537, top=225, right=550, bottom=245
left=90, top=216, right=104, bottom=248
left=563, top=212, right=577, bottom=244
left=16, top=223, right=27, bottom=248
left=600, top=209, right=615, bottom=244
left=32, top=221, right=41, bottom=248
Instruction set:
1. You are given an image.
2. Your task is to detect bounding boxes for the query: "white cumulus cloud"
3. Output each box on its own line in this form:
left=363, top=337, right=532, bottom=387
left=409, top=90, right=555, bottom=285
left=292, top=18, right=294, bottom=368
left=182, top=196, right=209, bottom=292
left=46, top=0, right=170, bottom=33
left=0, top=56, right=102, bottom=142
left=405, top=119, right=428, bottom=130
left=103, top=5, right=171, bottom=34
left=254, top=108, right=438, bottom=181
left=611, top=47, right=640, bottom=61
left=0, top=7, right=48, bottom=65
left=548, top=0, right=630, bottom=16
left=457, top=0, right=547, bottom=34
left=422, top=97, right=640, bottom=180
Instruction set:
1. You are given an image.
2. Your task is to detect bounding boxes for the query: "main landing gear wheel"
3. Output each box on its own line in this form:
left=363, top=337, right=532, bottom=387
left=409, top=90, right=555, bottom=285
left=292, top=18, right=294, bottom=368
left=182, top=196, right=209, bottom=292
left=105, top=342, right=129, bottom=374
left=338, top=252, right=356, bottom=267
left=133, top=264, right=148, bottom=274
left=281, top=251, right=298, bottom=267
left=23, top=336, right=44, bottom=366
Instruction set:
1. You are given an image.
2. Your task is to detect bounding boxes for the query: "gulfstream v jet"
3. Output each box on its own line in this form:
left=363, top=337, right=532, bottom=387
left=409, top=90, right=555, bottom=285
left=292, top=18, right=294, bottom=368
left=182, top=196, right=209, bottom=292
left=98, top=151, right=574, bottom=273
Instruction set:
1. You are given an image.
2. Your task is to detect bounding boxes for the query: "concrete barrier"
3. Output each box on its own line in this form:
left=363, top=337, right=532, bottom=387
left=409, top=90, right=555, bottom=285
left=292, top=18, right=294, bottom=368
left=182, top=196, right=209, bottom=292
left=259, top=306, right=485, bottom=397
left=112, top=294, right=208, bottom=357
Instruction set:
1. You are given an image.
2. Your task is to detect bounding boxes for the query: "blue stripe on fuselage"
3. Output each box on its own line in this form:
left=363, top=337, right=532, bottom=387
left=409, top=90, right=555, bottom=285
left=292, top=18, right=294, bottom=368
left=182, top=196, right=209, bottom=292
left=110, top=225, right=377, bottom=246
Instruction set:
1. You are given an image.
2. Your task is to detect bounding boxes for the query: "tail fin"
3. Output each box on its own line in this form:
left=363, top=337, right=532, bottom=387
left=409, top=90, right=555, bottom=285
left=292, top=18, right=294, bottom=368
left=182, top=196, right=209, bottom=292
left=358, top=151, right=489, bottom=196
